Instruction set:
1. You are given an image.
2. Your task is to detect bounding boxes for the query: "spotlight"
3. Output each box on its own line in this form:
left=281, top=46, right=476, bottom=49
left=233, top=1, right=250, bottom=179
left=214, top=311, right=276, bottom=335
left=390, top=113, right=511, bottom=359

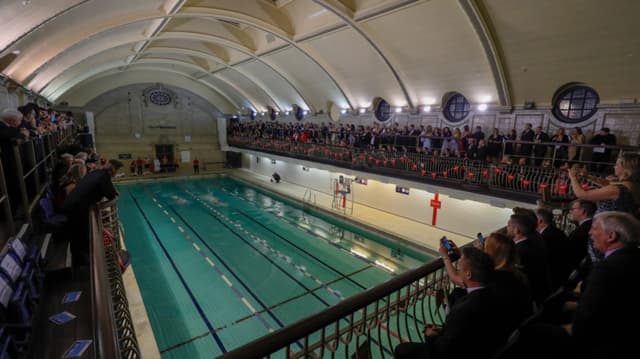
left=422, top=105, right=431, bottom=113
left=394, top=107, right=402, bottom=113
left=359, top=108, right=366, bottom=114
left=478, top=103, right=488, bottom=112
left=340, top=109, right=348, bottom=115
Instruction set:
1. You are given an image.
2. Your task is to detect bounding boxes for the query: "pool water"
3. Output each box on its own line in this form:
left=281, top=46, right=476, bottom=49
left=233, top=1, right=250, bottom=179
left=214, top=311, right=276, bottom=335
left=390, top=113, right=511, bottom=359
left=117, top=176, right=434, bottom=358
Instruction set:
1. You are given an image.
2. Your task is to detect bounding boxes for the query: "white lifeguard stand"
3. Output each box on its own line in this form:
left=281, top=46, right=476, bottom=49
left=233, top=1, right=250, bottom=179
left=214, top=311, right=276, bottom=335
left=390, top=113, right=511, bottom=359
left=331, top=176, right=353, bottom=215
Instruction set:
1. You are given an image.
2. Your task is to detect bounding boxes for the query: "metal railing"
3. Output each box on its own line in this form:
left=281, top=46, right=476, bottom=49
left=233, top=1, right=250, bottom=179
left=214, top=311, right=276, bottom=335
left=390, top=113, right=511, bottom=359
left=0, top=151, right=14, bottom=237
left=228, top=135, right=631, bottom=204
left=91, top=198, right=141, bottom=359
left=12, top=127, right=74, bottom=222
left=221, top=257, right=453, bottom=358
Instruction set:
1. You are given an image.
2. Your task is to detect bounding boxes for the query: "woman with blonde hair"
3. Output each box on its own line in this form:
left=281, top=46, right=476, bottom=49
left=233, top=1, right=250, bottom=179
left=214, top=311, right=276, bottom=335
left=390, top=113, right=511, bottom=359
left=568, top=127, right=585, bottom=162
left=568, top=152, right=640, bottom=214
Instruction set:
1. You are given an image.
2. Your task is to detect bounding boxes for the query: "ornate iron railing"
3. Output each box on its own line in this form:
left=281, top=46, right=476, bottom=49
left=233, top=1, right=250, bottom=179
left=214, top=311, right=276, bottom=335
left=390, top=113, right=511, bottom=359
left=94, top=198, right=141, bottom=359
left=221, top=256, right=455, bottom=358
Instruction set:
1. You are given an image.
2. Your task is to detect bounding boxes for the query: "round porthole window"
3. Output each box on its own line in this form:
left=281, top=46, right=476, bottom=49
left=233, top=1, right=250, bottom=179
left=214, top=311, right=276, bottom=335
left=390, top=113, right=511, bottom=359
left=443, top=92, right=470, bottom=123
left=552, top=83, right=599, bottom=123
left=373, top=97, right=391, bottom=122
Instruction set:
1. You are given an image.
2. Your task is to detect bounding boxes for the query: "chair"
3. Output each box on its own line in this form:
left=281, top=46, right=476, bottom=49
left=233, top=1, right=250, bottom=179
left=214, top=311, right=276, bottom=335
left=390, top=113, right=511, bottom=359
left=38, top=197, right=67, bottom=227
left=0, top=276, right=32, bottom=352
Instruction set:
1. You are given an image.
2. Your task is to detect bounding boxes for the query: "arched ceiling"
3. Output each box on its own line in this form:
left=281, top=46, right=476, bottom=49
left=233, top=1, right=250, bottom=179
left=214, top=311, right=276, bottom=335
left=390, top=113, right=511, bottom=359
left=1, top=0, right=639, bottom=113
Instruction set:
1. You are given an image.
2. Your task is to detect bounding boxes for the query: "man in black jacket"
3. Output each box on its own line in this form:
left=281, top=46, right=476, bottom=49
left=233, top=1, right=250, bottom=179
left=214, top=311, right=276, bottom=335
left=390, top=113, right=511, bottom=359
left=535, top=208, right=571, bottom=289
left=567, top=199, right=596, bottom=269
left=63, top=159, right=123, bottom=267
left=394, top=247, right=508, bottom=359
left=567, top=211, right=640, bottom=359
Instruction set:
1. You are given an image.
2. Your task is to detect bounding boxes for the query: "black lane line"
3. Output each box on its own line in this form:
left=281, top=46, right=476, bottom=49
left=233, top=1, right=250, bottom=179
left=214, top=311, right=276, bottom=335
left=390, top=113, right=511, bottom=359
left=235, top=209, right=370, bottom=290
left=182, top=183, right=399, bottom=355
left=171, top=206, right=332, bottom=307
left=218, top=185, right=428, bottom=329
left=129, top=190, right=227, bottom=353
left=160, top=266, right=375, bottom=354
left=168, top=204, right=307, bottom=352
left=165, top=204, right=288, bottom=328
left=180, top=199, right=397, bottom=357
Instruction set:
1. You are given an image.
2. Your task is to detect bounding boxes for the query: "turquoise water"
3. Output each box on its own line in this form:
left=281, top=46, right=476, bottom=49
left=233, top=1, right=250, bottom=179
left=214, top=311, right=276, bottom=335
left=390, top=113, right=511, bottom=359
left=117, top=176, right=434, bottom=358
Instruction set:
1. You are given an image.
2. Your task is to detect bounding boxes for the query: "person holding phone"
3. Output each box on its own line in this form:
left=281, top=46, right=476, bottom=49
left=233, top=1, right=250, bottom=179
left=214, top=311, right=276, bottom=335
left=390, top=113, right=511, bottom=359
left=394, top=247, right=509, bottom=359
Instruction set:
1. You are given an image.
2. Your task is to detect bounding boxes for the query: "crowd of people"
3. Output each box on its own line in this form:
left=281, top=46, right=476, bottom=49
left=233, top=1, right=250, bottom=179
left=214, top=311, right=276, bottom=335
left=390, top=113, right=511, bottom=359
left=394, top=153, right=640, bottom=359
left=229, top=120, right=619, bottom=169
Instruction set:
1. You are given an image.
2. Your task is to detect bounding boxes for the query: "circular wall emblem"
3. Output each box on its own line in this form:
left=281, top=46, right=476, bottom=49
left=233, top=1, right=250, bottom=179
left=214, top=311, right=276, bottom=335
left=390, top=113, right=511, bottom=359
left=149, top=90, right=172, bottom=106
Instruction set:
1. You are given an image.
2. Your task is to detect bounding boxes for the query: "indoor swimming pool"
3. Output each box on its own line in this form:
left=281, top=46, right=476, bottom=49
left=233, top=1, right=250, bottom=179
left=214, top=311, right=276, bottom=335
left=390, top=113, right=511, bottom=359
left=117, top=176, right=434, bottom=358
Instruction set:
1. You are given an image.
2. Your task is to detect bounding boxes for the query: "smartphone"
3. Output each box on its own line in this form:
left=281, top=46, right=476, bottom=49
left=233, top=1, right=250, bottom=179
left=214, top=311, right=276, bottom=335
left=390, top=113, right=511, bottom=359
left=441, top=236, right=452, bottom=250
left=477, top=232, right=485, bottom=244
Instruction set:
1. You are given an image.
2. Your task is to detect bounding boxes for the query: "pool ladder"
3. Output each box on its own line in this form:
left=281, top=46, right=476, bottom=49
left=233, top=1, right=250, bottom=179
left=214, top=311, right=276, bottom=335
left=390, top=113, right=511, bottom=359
left=302, top=189, right=316, bottom=208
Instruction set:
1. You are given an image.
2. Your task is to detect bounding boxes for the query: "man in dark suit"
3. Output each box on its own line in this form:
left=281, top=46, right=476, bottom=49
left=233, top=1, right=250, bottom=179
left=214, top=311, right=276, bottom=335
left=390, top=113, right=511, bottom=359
left=533, top=126, right=550, bottom=165
left=63, top=159, right=123, bottom=267
left=507, top=214, right=552, bottom=306
left=535, top=208, right=571, bottom=289
left=567, top=199, right=596, bottom=270
left=394, top=247, right=507, bottom=359
left=567, top=211, right=640, bottom=359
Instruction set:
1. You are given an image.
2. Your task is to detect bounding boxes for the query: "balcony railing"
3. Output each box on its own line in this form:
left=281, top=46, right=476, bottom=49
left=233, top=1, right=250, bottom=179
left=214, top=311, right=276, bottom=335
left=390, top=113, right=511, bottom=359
left=221, top=255, right=454, bottom=358
left=228, top=135, right=633, bottom=205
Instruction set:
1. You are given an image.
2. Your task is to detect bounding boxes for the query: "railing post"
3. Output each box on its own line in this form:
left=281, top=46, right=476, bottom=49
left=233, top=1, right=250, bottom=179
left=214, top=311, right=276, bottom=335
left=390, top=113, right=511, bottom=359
left=27, top=140, right=40, bottom=196
left=0, top=154, right=15, bottom=237
left=12, top=142, right=30, bottom=222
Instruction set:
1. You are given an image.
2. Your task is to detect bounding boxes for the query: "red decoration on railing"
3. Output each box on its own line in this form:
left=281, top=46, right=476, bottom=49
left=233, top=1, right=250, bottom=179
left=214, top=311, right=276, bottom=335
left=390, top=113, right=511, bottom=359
left=468, top=172, right=474, bottom=178
left=482, top=170, right=489, bottom=177
left=557, top=182, right=568, bottom=195
left=412, top=164, right=418, bottom=171
left=522, top=179, right=530, bottom=188
left=383, top=160, right=388, bottom=166
left=539, top=183, right=549, bottom=192
left=507, top=174, right=515, bottom=183
left=421, top=170, right=427, bottom=176
left=391, top=159, right=396, bottom=166
left=495, top=168, right=502, bottom=174
left=442, top=171, right=448, bottom=178
left=375, top=160, right=380, bottom=166
left=431, top=172, right=437, bottom=179
left=453, top=166, right=460, bottom=173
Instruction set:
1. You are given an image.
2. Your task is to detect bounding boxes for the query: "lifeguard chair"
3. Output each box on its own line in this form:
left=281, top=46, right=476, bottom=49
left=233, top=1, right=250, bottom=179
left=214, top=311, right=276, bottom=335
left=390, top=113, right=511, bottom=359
left=331, top=176, right=353, bottom=215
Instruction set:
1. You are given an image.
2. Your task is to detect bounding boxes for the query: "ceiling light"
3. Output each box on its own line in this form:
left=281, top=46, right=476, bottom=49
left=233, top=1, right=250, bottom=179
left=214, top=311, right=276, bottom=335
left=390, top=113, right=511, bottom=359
left=478, top=103, right=488, bottom=112
left=422, top=105, right=431, bottom=113
left=340, top=109, right=347, bottom=115
left=359, top=108, right=366, bottom=114
left=302, top=110, right=308, bottom=115
left=394, top=107, right=402, bottom=113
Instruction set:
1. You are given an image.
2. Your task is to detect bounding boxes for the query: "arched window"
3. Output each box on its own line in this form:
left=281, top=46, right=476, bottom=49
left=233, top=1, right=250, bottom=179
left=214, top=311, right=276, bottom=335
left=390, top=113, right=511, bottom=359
left=443, top=93, right=470, bottom=123
left=552, top=83, right=599, bottom=123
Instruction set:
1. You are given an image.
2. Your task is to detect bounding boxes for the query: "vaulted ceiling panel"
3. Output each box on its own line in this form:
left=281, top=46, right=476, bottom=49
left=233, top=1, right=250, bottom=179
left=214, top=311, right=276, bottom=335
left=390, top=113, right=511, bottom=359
left=40, top=44, right=136, bottom=98
left=361, top=0, right=497, bottom=106
left=264, top=46, right=350, bottom=110
left=236, top=60, right=310, bottom=111
left=214, top=68, right=278, bottom=111
left=200, top=75, right=255, bottom=111
left=305, top=27, right=403, bottom=107
left=29, top=20, right=153, bottom=93
left=4, top=0, right=166, bottom=83
left=482, top=0, right=640, bottom=105
left=0, top=0, right=85, bottom=52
